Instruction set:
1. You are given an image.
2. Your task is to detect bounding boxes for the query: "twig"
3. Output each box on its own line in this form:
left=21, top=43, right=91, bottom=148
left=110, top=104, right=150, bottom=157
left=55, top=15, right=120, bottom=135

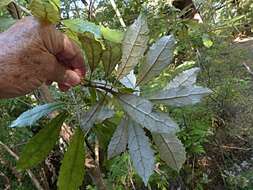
left=221, top=145, right=252, bottom=151
left=14, top=1, right=32, bottom=16
left=86, top=153, right=107, bottom=190
left=0, top=141, right=44, bottom=190
left=243, top=62, right=253, bottom=76
left=109, top=0, right=126, bottom=29
left=0, top=154, right=22, bottom=181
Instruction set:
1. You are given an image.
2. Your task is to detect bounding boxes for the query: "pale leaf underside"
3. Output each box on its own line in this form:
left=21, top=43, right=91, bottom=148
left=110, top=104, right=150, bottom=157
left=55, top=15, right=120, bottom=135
left=166, top=67, right=200, bottom=89
left=81, top=103, right=114, bottom=131
left=107, top=117, right=128, bottom=159
left=128, top=120, right=154, bottom=185
left=118, top=94, right=178, bottom=134
left=117, top=15, right=149, bottom=79
left=137, top=35, right=176, bottom=86
left=153, top=133, right=186, bottom=172
left=149, top=86, right=212, bottom=107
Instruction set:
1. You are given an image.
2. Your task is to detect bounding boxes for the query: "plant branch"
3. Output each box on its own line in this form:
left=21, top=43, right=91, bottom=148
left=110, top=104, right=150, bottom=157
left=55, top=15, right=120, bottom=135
left=0, top=141, right=44, bottom=190
left=109, top=0, right=126, bottom=29
left=243, top=62, right=253, bottom=76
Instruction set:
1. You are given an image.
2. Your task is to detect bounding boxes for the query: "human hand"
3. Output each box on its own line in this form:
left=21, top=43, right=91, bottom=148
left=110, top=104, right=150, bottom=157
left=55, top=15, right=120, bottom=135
left=0, top=17, right=85, bottom=98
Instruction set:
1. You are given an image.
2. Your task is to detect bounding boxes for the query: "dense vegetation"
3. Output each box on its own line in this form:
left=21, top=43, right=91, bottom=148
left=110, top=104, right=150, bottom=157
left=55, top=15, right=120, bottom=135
left=0, top=0, right=253, bottom=189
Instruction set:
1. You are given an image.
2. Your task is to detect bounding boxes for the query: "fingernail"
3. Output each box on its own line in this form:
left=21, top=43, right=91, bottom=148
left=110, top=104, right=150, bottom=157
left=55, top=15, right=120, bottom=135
left=64, top=71, right=81, bottom=86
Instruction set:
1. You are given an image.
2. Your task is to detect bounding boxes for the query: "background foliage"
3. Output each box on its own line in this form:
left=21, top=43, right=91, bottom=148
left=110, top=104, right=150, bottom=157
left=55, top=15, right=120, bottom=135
left=1, top=0, right=253, bottom=190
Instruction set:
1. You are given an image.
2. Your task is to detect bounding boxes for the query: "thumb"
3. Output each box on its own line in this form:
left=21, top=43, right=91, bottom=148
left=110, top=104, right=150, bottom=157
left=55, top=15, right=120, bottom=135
left=45, top=54, right=82, bottom=91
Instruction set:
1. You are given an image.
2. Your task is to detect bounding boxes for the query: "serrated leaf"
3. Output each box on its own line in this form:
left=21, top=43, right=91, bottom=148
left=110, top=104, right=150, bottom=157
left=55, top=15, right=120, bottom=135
left=29, top=0, right=60, bottom=23
left=17, top=113, right=67, bottom=169
left=64, top=19, right=104, bottom=72
left=117, top=94, right=178, bottom=134
left=0, top=0, right=12, bottom=7
left=57, top=127, right=85, bottom=190
left=0, top=17, right=16, bottom=32
left=80, top=35, right=104, bottom=72
left=102, top=41, right=122, bottom=76
left=10, top=102, right=64, bottom=128
left=149, top=86, right=212, bottom=107
left=117, top=14, right=149, bottom=79
left=108, top=117, right=128, bottom=159
left=100, top=26, right=124, bottom=44
left=81, top=103, right=115, bottom=131
left=128, top=120, right=154, bottom=185
left=137, top=35, right=176, bottom=86
left=153, top=133, right=186, bottom=171
left=63, top=19, right=102, bottom=40
left=166, top=67, right=200, bottom=89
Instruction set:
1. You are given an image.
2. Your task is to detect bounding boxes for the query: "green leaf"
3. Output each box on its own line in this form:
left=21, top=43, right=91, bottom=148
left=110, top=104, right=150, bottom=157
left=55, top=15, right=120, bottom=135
left=17, top=113, right=67, bottom=169
left=0, top=0, right=12, bottom=7
left=81, top=103, right=115, bottom=132
left=153, top=133, right=186, bottom=172
left=108, top=117, right=128, bottom=159
left=102, top=41, right=122, bottom=76
left=137, top=35, right=176, bottom=86
left=100, top=26, right=124, bottom=44
left=202, top=34, right=213, bottom=48
left=10, top=102, right=64, bottom=128
left=79, top=35, right=104, bottom=73
left=57, top=127, right=85, bottom=190
left=118, top=94, right=178, bottom=134
left=29, top=0, right=60, bottom=23
left=63, top=19, right=102, bottom=40
left=117, top=14, right=149, bottom=79
left=128, top=120, right=154, bottom=185
left=0, top=17, right=16, bottom=32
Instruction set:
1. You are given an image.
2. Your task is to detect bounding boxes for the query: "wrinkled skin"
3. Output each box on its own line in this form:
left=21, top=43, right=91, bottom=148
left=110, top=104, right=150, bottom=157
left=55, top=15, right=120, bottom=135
left=0, top=17, right=85, bottom=99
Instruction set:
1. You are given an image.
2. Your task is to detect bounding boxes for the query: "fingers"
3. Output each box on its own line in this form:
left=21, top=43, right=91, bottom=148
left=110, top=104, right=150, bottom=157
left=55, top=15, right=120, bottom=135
left=39, top=22, right=85, bottom=81
left=44, top=53, right=82, bottom=91
left=56, top=34, right=86, bottom=78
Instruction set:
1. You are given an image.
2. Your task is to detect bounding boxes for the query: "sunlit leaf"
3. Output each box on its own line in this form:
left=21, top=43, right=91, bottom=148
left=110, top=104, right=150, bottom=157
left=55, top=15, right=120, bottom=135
left=63, top=19, right=102, bottom=40
left=108, top=117, right=128, bottom=159
left=102, top=41, right=122, bottom=76
left=137, top=35, right=176, bottom=86
left=128, top=120, right=154, bottom=185
left=10, top=102, right=64, bottom=128
left=202, top=34, right=213, bottom=48
left=17, top=113, right=67, bottom=169
left=0, top=0, right=12, bottom=7
left=57, top=127, right=85, bottom=190
left=118, top=94, right=178, bottom=134
left=29, top=0, right=60, bottom=23
left=153, top=133, right=186, bottom=171
left=100, top=26, right=124, bottom=43
left=80, top=35, right=104, bottom=73
left=117, top=14, right=149, bottom=79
